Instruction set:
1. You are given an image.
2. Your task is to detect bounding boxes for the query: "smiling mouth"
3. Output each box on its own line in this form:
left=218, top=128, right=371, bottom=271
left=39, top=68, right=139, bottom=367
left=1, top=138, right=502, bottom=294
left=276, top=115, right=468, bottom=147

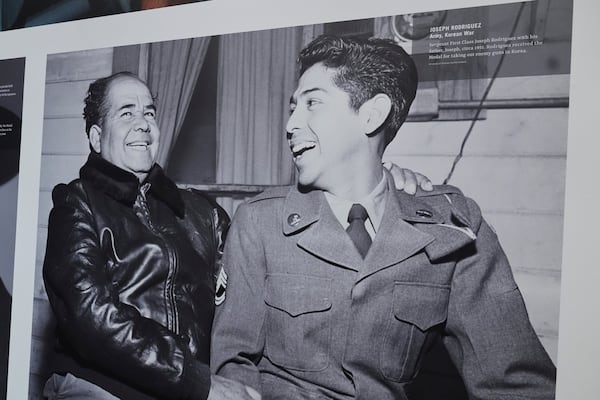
left=291, top=141, right=316, bottom=159
left=127, top=141, right=151, bottom=151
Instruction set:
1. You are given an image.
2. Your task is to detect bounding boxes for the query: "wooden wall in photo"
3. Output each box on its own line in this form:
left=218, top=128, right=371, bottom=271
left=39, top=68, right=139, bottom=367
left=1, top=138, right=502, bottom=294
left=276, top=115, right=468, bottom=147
left=30, top=47, right=114, bottom=400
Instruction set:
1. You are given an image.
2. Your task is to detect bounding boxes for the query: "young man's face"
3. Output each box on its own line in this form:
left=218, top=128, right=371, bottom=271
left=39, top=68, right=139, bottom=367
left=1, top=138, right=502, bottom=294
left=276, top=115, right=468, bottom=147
left=286, top=63, right=365, bottom=192
left=94, top=76, right=160, bottom=181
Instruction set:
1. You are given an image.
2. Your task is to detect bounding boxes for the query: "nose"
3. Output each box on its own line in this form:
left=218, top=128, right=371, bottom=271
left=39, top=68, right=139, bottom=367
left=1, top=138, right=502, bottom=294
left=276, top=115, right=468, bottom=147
left=286, top=107, right=302, bottom=137
left=134, top=113, right=151, bottom=133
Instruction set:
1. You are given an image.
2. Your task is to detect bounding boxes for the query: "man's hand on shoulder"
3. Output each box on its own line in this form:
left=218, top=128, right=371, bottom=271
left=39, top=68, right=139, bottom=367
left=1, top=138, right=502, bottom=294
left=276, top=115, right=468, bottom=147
left=207, top=374, right=261, bottom=400
left=383, top=162, right=433, bottom=194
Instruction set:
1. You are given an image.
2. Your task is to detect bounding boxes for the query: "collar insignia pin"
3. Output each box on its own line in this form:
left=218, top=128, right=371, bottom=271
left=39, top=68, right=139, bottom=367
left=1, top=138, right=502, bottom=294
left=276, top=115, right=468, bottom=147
left=287, top=213, right=301, bottom=226
left=416, top=209, right=433, bottom=218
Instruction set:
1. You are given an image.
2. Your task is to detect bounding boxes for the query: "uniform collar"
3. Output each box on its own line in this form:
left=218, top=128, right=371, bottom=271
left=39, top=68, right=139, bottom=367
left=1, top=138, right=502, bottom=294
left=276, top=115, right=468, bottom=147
left=80, top=152, right=185, bottom=218
left=282, top=169, right=443, bottom=235
left=323, top=173, right=388, bottom=234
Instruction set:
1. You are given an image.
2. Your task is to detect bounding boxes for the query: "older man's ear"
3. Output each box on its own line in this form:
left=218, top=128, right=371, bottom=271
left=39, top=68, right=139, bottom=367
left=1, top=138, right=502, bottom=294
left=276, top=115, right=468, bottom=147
left=89, top=125, right=102, bottom=153
left=383, top=162, right=434, bottom=195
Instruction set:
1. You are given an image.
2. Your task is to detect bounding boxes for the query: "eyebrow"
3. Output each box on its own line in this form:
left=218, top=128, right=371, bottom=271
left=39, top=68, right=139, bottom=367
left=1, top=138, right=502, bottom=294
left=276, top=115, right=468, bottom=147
left=289, top=87, right=325, bottom=105
left=116, top=103, right=156, bottom=112
left=117, top=104, right=135, bottom=112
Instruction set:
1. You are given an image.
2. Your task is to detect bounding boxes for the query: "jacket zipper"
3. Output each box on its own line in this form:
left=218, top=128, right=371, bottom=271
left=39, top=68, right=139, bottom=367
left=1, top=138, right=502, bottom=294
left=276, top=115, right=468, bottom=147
left=135, top=183, right=180, bottom=334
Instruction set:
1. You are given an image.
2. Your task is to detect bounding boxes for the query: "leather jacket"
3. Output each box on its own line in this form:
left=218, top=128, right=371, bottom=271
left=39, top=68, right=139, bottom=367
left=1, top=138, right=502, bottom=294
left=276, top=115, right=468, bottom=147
left=43, top=153, right=229, bottom=400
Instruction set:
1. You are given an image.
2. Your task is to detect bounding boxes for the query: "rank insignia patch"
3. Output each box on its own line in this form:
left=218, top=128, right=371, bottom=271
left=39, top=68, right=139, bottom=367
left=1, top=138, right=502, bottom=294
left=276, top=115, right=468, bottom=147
left=215, top=268, right=227, bottom=306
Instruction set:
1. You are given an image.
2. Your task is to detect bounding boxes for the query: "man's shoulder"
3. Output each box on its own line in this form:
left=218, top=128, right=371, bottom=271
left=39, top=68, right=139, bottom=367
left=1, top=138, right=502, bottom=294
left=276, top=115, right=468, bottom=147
left=413, top=184, right=472, bottom=207
left=415, top=184, right=464, bottom=198
left=247, top=185, right=293, bottom=204
left=51, top=178, right=87, bottom=203
left=230, top=186, right=295, bottom=225
left=406, top=184, right=482, bottom=229
left=178, top=188, right=231, bottom=224
left=179, top=187, right=217, bottom=208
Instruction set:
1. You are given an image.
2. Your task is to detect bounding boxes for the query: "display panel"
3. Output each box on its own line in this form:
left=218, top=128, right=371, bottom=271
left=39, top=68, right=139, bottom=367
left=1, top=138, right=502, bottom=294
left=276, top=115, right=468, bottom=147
left=0, top=0, right=596, bottom=400
left=29, top=1, right=570, bottom=399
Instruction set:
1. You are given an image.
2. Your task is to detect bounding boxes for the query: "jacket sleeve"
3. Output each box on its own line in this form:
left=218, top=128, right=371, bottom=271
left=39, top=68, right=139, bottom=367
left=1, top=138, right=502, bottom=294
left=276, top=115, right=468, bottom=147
left=42, top=183, right=211, bottom=400
left=210, top=202, right=265, bottom=392
left=441, top=194, right=556, bottom=400
left=203, top=190, right=230, bottom=287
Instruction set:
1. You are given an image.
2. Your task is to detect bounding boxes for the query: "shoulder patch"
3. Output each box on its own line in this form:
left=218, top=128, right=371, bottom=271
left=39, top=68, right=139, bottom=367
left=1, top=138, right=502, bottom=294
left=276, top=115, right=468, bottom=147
left=248, top=185, right=292, bottom=203
left=215, top=267, right=227, bottom=306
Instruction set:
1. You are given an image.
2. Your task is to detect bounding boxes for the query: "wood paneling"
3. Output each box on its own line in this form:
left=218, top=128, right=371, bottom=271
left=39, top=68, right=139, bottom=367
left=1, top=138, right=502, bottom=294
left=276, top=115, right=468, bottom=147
left=486, top=212, right=564, bottom=271
left=44, top=80, right=94, bottom=118
left=42, top=118, right=88, bottom=155
left=39, top=154, right=87, bottom=191
left=32, top=48, right=115, bottom=393
left=388, top=108, right=569, bottom=157
left=30, top=298, right=56, bottom=399
left=450, top=156, right=565, bottom=214
left=539, top=337, right=558, bottom=366
left=46, top=48, right=114, bottom=83
left=514, top=270, right=561, bottom=336
left=383, top=155, right=566, bottom=213
left=34, top=262, right=46, bottom=300
left=487, top=75, right=570, bottom=99
left=31, top=299, right=55, bottom=353
left=37, top=191, right=52, bottom=228
left=35, top=229, right=47, bottom=288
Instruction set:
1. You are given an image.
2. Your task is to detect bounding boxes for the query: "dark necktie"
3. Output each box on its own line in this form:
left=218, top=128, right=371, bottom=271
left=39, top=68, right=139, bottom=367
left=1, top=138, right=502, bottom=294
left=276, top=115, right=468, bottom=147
left=346, top=203, right=372, bottom=258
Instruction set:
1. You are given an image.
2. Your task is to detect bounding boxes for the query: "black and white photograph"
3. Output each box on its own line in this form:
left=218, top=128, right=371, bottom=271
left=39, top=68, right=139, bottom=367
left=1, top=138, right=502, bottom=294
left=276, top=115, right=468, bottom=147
left=25, top=0, right=573, bottom=399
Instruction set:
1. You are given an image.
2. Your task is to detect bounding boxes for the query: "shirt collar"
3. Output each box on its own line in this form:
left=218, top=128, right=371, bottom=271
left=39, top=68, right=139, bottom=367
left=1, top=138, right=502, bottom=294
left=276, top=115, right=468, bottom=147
left=324, top=173, right=388, bottom=233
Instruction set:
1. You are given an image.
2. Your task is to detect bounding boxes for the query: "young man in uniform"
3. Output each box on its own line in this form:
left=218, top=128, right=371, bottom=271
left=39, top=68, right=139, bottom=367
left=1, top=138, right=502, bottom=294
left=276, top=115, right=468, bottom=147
left=211, top=35, right=556, bottom=400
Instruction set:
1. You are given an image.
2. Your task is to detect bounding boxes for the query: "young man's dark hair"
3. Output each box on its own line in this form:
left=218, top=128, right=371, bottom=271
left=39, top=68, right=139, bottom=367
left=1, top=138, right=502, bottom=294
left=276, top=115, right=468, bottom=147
left=298, top=35, right=418, bottom=146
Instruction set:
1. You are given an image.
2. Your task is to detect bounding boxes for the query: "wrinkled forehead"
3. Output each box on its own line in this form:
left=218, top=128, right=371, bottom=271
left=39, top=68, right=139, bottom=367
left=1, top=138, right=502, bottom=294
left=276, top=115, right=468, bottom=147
left=105, top=76, right=153, bottom=109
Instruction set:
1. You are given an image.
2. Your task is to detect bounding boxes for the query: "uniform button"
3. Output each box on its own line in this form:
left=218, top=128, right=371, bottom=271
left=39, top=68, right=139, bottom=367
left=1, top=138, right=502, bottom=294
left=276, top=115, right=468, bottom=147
left=416, top=209, right=433, bottom=218
left=287, top=213, right=301, bottom=226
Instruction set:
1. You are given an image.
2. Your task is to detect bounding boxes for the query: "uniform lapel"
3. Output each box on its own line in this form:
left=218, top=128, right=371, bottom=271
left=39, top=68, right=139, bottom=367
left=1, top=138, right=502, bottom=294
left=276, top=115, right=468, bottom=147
left=283, top=187, right=364, bottom=271
left=280, top=172, right=476, bottom=276
left=359, top=185, right=439, bottom=280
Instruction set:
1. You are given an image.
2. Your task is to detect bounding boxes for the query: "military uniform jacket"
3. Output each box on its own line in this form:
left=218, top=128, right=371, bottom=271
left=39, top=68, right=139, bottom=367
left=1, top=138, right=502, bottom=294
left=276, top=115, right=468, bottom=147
left=211, top=173, right=556, bottom=400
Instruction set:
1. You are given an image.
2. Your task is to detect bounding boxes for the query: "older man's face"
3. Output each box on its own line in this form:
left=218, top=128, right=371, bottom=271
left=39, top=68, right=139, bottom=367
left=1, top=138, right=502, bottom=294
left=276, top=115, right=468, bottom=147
left=94, top=76, right=160, bottom=181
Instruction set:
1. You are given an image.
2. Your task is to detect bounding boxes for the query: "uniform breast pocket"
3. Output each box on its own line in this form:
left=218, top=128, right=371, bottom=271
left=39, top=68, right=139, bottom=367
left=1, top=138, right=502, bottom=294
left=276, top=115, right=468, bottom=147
left=380, top=281, right=450, bottom=382
left=264, top=273, right=332, bottom=372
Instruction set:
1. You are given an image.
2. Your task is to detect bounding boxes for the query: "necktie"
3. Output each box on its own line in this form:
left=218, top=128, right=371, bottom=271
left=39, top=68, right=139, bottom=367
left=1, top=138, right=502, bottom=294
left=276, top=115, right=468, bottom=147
left=346, top=203, right=372, bottom=258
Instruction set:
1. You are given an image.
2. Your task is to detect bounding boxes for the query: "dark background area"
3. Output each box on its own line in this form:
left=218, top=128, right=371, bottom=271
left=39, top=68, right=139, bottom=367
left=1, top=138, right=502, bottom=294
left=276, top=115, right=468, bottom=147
left=1, top=0, right=209, bottom=31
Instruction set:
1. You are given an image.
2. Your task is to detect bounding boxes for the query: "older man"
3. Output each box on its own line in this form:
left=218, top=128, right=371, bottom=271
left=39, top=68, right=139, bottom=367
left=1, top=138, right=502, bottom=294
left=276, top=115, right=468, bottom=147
left=211, top=35, right=556, bottom=400
left=42, top=72, right=259, bottom=400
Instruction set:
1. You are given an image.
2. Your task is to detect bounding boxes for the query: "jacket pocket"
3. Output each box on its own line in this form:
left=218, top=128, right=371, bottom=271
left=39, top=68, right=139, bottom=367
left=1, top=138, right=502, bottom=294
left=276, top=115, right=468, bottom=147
left=380, top=281, right=450, bottom=382
left=264, top=273, right=332, bottom=371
